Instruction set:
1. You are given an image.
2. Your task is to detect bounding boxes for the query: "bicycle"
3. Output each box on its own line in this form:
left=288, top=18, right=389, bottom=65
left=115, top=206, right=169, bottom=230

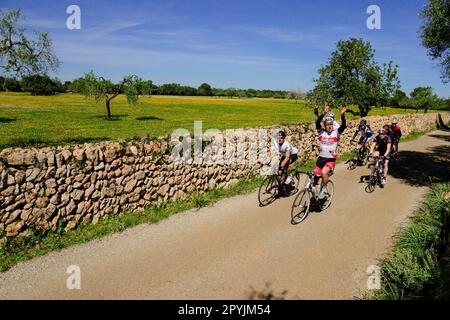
left=290, top=170, right=335, bottom=224
left=390, top=137, right=400, bottom=162
left=365, top=156, right=386, bottom=193
left=258, top=165, right=302, bottom=207
left=346, top=140, right=370, bottom=170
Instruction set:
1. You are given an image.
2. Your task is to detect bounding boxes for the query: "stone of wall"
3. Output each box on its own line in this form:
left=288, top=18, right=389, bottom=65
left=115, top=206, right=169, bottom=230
left=1, top=112, right=449, bottom=239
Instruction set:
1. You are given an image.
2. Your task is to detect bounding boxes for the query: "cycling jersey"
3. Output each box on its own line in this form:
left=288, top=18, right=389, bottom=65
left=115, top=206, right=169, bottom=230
left=352, top=125, right=373, bottom=143
left=390, top=125, right=402, bottom=140
left=374, top=135, right=392, bottom=155
left=315, top=113, right=347, bottom=160
left=317, top=128, right=340, bottom=159
left=274, top=140, right=299, bottom=155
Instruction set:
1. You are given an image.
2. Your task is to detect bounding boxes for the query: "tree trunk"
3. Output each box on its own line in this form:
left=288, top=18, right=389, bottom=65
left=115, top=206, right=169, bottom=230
left=106, top=99, right=112, bottom=119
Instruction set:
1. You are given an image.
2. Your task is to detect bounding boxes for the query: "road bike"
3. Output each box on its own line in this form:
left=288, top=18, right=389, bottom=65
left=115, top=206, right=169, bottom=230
left=290, top=170, right=335, bottom=224
left=258, top=165, right=302, bottom=207
left=365, top=156, right=386, bottom=193
left=346, top=140, right=370, bottom=170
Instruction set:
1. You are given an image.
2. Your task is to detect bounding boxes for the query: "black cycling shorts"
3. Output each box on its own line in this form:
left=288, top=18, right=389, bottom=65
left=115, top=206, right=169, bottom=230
left=280, top=153, right=298, bottom=166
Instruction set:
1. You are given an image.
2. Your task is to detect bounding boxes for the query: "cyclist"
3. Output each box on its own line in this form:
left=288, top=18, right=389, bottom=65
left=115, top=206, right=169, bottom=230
left=390, top=118, right=402, bottom=159
left=369, top=128, right=392, bottom=185
left=275, top=130, right=299, bottom=188
left=314, top=107, right=348, bottom=199
left=351, top=119, right=373, bottom=152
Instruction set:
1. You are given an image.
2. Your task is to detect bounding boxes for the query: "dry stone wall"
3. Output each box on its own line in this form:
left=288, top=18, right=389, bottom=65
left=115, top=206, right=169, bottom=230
left=1, top=112, right=449, bottom=239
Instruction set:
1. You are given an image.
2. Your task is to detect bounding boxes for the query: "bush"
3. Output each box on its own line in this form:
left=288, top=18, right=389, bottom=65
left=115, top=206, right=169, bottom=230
left=20, top=74, right=63, bottom=95
left=1, top=77, right=21, bottom=92
left=370, top=183, right=450, bottom=299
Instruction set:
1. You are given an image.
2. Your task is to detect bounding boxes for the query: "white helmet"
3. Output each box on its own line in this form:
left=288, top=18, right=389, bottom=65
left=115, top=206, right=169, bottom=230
left=327, top=111, right=335, bottom=118
left=391, top=118, right=398, bottom=125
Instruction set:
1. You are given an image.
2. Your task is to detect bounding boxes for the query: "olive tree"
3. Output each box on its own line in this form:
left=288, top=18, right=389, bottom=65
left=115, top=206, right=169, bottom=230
left=308, top=38, right=400, bottom=117
left=74, top=71, right=152, bottom=120
left=0, top=9, right=60, bottom=76
left=419, top=0, right=450, bottom=83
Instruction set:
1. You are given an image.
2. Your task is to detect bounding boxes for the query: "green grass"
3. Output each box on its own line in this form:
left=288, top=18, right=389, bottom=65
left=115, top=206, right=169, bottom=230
left=0, top=92, right=429, bottom=149
left=0, top=175, right=264, bottom=272
left=366, top=183, right=450, bottom=300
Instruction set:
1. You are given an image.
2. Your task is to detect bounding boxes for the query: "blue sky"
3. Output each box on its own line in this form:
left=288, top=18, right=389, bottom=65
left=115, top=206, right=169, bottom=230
left=1, top=0, right=449, bottom=96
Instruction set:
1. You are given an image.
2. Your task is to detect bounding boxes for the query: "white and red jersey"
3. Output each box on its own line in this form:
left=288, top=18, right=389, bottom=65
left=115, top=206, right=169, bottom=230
left=318, top=128, right=340, bottom=159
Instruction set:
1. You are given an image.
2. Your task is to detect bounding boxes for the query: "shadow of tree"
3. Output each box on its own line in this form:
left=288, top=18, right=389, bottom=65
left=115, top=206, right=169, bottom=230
left=136, top=116, right=163, bottom=121
left=0, top=117, right=16, bottom=123
left=246, top=282, right=290, bottom=300
left=388, top=145, right=450, bottom=187
left=94, top=114, right=129, bottom=121
left=428, top=134, right=450, bottom=143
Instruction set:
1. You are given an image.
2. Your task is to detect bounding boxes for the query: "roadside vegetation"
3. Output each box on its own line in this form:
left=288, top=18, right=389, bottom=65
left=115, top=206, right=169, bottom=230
left=367, top=182, right=450, bottom=299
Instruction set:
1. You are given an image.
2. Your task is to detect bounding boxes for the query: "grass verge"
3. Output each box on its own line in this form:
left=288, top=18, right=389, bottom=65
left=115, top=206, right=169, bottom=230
left=0, top=126, right=441, bottom=272
left=366, top=182, right=450, bottom=300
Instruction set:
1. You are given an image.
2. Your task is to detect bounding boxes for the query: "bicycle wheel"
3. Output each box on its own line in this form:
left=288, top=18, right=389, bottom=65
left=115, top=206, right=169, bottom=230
left=361, top=148, right=369, bottom=166
left=258, top=176, right=278, bottom=207
left=290, top=172, right=306, bottom=195
left=365, top=171, right=377, bottom=193
left=291, top=188, right=311, bottom=224
left=347, top=159, right=357, bottom=170
left=319, top=180, right=334, bottom=211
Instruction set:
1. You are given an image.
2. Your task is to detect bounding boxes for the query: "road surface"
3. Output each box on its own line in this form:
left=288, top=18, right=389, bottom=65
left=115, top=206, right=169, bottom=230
left=1, top=129, right=449, bottom=299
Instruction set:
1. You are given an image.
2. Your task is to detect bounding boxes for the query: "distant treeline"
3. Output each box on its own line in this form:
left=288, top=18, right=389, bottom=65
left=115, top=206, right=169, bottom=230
left=1, top=75, right=449, bottom=111
left=0, top=75, right=289, bottom=99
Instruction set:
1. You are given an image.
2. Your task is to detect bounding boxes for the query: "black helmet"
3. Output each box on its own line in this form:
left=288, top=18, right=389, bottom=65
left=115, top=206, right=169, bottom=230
left=277, top=130, right=286, bottom=138
left=360, top=119, right=367, bottom=126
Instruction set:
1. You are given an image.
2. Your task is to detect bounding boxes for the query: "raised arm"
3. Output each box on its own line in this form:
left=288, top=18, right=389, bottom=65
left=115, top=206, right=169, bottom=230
left=316, top=114, right=324, bottom=131
left=351, top=128, right=358, bottom=141
left=338, top=108, right=347, bottom=134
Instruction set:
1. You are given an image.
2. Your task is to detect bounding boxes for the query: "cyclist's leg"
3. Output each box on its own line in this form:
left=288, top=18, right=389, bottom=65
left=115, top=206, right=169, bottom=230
left=286, top=154, right=298, bottom=180
left=383, top=158, right=389, bottom=177
left=313, top=157, right=324, bottom=187
left=321, top=161, right=335, bottom=187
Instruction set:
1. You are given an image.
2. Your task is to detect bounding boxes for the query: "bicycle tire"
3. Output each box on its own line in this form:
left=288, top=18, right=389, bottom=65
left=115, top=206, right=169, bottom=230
left=319, top=180, right=334, bottom=211
left=258, top=176, right=278, bottom=207
left=291, top=188, right=311, bottom=224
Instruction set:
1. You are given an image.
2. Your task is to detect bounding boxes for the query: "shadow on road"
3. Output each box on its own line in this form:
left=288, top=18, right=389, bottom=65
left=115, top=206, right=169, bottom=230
left=246, top=282, right=289, bottom=300
left=429, top=134, right=450, bottom=143
left=389, top=144, right=450, bottom=187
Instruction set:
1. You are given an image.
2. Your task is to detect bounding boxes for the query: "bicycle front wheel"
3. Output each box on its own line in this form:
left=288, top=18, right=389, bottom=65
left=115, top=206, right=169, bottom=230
left=258, top=176, right=278, bottom=207
left=319, top=180, right=334, bottom=211
left=291, top=188, right=311, bottom=224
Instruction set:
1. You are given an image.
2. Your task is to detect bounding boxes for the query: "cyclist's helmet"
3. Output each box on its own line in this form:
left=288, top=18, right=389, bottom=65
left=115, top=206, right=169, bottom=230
left=360, top=119, right=367, bottom=126
left=379, top=128, right=387, bottom=135
left=324, top=117, right=334, bottom=125
left=277, top=130, right=286, bottom=138
left=391, top=118, right=398, bottom=125
left=327, top=111, right=335, bottom=118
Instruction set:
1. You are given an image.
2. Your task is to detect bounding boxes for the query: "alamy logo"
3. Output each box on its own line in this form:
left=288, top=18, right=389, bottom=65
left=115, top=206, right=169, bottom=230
left=66, top=265, right=81, bottom=290
left=366, top=265, right=381, bottom=290
left=66, top=5, right=81, bottom=30
left=367, top=5, right=381, bottom=30
left=170, top=121, right=289, bottom=176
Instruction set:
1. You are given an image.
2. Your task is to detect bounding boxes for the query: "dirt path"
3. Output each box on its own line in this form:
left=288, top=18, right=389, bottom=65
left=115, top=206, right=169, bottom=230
left=1, top=130, right=449, bottom=300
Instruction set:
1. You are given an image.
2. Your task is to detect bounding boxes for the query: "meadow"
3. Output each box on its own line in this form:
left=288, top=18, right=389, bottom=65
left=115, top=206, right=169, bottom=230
left=0, top=92, right=426, bottom=149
